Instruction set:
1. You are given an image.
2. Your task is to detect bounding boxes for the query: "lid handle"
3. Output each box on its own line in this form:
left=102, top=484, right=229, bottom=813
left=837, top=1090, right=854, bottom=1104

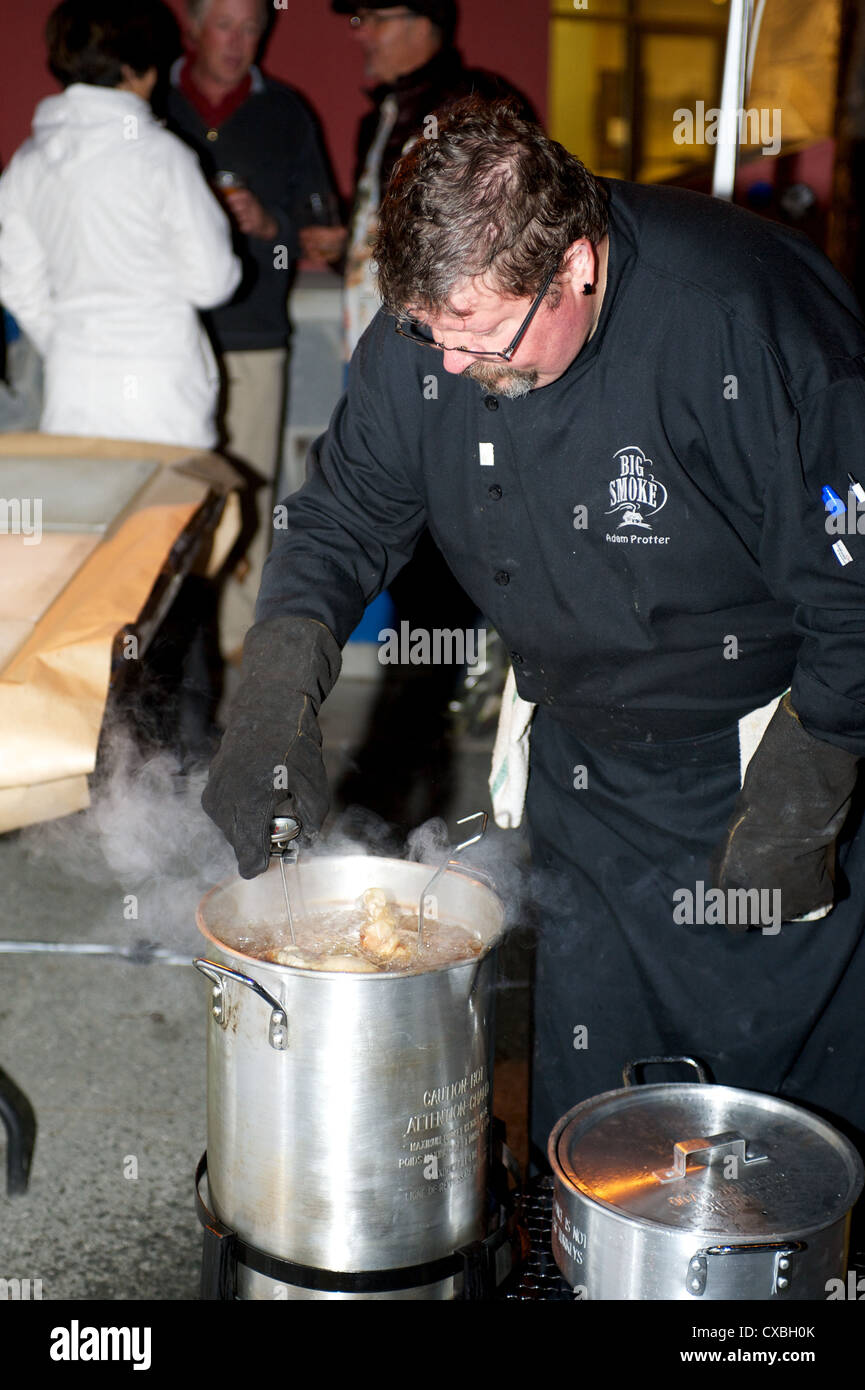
left=622, top=1056, right=710, bottom=1087
left=654, top=1130, right=769, bottom=1184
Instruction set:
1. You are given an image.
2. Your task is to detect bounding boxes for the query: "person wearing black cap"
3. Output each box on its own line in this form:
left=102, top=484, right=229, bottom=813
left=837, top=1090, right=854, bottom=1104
left=300, top=4, right=536, bottom=833
left=307, top=2, right=534, bottom=356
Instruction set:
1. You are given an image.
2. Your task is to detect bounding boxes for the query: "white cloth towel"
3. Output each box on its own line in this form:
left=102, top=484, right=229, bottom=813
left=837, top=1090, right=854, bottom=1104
left=489, top=681, right=801, bottom=846
left=489, top=667, right=536, bottom=829
left=737, top=691, right=783, bottom=785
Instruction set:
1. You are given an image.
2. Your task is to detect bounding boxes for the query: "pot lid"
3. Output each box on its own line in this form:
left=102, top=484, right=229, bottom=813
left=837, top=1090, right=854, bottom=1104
left=550, top=1082, right=864, bottom=1237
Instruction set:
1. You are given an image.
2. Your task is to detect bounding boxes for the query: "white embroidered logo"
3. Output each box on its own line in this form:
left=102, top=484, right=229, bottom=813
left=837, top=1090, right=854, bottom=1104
left=606, top=445, right=668, bottom=531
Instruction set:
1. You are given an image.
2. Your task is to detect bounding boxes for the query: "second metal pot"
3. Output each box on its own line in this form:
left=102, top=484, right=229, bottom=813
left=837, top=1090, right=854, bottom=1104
left=549, top=1057, right=864, bottom=1301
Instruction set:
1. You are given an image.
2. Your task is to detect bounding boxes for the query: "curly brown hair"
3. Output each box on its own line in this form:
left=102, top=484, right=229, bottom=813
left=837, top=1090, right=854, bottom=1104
left=374, top=97, right=609, bottom=317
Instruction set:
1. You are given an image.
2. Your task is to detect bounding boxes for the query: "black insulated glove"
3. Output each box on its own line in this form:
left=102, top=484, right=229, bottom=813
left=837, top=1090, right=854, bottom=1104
left=711, top=693, right=860, bottom=924
left=202, top=615, right=342, bottom=878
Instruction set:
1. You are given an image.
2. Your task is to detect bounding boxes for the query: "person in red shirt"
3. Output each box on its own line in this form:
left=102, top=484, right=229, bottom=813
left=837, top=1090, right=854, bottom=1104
left=167, top=0, right=336, bottom=656
left=178, top=0, right=277, bottom=241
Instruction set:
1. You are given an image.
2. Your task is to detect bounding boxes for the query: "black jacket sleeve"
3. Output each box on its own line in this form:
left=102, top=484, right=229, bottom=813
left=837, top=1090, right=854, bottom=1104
left=256, top=315, right=428, bottom=644
left=759, top=362, right=865, bottom=755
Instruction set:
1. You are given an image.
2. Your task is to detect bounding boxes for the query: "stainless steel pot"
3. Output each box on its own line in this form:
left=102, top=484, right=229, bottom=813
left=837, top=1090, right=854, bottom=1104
left=549, top=1057, right=864, bottom=1301
left=195, top=854, right=506, bottom=1300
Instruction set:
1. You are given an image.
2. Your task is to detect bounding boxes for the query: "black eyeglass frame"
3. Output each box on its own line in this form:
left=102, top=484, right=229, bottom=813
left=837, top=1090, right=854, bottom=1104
left=393, top=261, right=561, bottom=362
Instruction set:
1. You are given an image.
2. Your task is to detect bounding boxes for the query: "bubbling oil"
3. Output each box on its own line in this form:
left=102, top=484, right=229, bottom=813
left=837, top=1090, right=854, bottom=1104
left=226, top=901, right=483, bottom=974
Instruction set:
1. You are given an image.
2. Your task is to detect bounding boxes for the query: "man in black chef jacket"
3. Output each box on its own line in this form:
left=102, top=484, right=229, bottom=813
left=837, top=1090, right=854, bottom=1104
left=202, top=101, right=865, bottom=1162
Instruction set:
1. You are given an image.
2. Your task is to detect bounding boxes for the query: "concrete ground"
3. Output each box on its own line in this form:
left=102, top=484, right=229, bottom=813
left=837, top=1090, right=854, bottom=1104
left=0, top=662, right=532, bottom=1301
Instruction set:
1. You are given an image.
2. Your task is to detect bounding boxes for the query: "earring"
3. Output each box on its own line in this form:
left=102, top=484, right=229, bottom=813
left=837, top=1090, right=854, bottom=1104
left=582, top=283, right=593, bottom=295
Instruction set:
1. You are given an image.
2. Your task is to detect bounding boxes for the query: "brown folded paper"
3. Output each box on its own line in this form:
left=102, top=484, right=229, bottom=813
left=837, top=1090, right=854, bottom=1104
left=0, top=433, right=241, bottom=830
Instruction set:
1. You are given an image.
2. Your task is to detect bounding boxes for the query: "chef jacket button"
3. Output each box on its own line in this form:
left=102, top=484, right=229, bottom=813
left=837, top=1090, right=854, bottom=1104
left=484, top=396, right=499, bottom=410
left=494, top=570, right=510, bottom=586
left=206, top=129, right=219, bottom=141
left=488, top=484, right=502, bottom=499
left=511, top=652, right=523, bottom=664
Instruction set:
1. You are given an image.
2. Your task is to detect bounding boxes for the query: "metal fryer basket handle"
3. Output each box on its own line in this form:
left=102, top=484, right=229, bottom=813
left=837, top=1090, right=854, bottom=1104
left=418, top=812, right=488, bottom=946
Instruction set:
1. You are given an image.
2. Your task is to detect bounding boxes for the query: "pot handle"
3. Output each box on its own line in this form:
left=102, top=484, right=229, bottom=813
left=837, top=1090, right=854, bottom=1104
left=622, top=1056, right=710, bottom=1087
left=687, top=1241, right=806, bottom=1297
left=654, top=1130, right=768, bottom=1183
left=193, top=957, right=288, bottom=1051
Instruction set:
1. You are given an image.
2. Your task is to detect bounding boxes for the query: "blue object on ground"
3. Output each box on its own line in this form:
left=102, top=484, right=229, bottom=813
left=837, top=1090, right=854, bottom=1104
left=348, top=589, right=397, bottom=643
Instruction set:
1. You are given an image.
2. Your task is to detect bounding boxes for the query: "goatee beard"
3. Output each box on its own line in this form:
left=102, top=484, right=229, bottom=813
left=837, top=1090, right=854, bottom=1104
left=465, top=360, right=538, bottom=399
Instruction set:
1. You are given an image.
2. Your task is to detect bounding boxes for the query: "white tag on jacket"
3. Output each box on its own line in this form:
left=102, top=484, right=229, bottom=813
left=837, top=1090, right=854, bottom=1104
left=479, top=442, right=495, bottom=467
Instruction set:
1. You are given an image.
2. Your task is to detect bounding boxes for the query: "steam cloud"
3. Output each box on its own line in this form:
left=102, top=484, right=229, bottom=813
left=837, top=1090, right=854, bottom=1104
left=18, top=723, right=235, bottom=955
left=15, top=720, right=536, bottom=961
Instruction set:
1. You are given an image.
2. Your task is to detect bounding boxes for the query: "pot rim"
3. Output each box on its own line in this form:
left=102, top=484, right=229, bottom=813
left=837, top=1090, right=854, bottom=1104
left=196, top=855, right=507, bottom=980
left=548, top=1079, right=865, bottom=1241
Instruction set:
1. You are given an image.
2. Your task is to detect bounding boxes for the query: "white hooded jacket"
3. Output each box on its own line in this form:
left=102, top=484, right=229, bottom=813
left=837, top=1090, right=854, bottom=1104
left=0, top=85, right=241, bottom=448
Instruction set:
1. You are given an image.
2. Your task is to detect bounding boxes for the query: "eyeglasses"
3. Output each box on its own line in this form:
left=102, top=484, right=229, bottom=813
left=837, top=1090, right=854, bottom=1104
left=350, top=9, right=418, bottom=26
left=394, top=263, right=560, bottom=361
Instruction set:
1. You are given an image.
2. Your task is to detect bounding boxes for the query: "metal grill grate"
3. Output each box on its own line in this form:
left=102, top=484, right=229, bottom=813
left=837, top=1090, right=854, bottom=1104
left=499, top=1176, right=573, bottom=1300
left=498, top=1175, right=865, bottom=1301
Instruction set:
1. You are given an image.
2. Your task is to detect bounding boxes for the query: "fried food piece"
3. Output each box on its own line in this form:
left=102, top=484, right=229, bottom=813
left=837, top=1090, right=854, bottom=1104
left=359, top=887, right=414, bottom=965
left=317, top=953, right=379, bottom=973
left=271, top=945, right=378, bottom=972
